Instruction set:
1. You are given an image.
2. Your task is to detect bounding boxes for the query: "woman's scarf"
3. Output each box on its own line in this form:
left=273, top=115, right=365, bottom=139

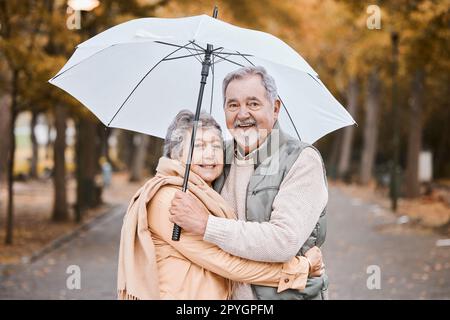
left=117, top=157, right=234, bottom=299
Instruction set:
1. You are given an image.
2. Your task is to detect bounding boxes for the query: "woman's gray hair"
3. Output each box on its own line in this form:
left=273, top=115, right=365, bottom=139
left=163, top=109, right=223, bottom=160
left=222, top=66, right=278, bottom=106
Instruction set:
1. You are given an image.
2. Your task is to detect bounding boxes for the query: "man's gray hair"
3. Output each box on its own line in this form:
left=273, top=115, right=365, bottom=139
left=163, top=109, right=222, bottom=160
left=222, top=66, right=278, bottom=106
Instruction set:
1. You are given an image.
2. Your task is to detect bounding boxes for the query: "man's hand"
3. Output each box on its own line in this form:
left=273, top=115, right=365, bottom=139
left=304, top=246, right=325, bottom=277
left=169, top=190, right=209, bottom=236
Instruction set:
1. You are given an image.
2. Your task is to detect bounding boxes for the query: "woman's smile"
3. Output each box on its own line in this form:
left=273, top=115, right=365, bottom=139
left=198, top=165, right=215, bottom=171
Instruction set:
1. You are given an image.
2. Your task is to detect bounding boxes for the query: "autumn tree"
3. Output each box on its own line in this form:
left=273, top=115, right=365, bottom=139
left=0, top=0, right=52, bottom=243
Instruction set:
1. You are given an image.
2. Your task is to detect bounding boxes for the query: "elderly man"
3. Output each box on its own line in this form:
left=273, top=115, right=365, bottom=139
left=169, top=66, right=329, bottom=300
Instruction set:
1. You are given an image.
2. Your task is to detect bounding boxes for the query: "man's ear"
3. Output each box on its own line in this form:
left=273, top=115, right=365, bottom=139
left=273, top=99, right=281, bottom=120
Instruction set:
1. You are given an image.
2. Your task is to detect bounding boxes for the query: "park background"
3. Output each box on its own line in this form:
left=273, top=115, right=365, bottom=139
left=0, top=0, right=449, bottom=299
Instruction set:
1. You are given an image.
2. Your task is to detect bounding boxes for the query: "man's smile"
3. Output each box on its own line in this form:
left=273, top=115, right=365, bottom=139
left=237, top=123, right=256, bottom=130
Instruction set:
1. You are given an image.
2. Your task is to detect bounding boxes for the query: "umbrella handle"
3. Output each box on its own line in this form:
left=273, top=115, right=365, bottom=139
left=172, top=224, right=182, bottom=241
left=171, top=175, right=190, bottom=241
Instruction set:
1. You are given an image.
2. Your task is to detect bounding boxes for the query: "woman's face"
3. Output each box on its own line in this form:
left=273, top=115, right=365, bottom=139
left=180, top=127, right=224, bottom=186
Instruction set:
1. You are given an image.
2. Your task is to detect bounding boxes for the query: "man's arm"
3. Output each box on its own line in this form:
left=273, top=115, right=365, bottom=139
left=149, top=187, right=311, bottom=292
left=203, top=147, right=328, bottom=262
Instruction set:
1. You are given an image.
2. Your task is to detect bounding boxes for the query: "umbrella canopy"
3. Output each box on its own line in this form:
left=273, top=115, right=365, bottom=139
left=49, top=14, right=355, bottom=144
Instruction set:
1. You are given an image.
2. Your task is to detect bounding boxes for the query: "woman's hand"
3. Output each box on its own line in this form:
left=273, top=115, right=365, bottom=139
left=304, top=246, right=325, bottom=277
left=169, top=190, right=209, bottom=236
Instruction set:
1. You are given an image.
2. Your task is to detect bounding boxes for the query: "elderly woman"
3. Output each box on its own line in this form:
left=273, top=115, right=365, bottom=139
left=117, top=110, right=323, bottom=300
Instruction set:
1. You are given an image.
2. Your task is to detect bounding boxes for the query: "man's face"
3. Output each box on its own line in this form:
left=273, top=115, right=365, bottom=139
left=224, top=74, right=280, bottom=154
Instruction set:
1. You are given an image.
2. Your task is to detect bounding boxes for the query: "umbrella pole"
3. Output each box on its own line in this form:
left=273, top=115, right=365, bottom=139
left=172, top=6, right=218, bottom=241
left=172, top=44, right=214, bottom=241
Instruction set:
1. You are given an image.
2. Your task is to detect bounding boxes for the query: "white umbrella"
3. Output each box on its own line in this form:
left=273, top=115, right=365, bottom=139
left=49, top=8, right=355, bottom=239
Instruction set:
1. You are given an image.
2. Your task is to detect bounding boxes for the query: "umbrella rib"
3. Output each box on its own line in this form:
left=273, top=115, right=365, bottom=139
left=212, top=50, right=253, bottom=66
left=49, top=41, right=213, bottom=82
left=278, top=96, right=302, bottom=141
left=162, top=52, right=205, bottom=61
left=215, top=52, right=253, bottom=56
left=155, top=41, right=204, bottom=64
left=186, top=43, right=204, bottom=64
left=188, top=40, right=206, bottom=52
left=212, top=52, right=245, bottom=67
left=107, top=42, right=192, bottom=127
left=210, top=47, right=226, bottom=64
left=213, top=54, right=233, bottom=65
left=308, top=73, right=323, bottom=87
left=154, top=40, right=204, bottom=52
left=50, top=44, right=116, bottom=81
left=235, top=50, right=254, bottom=65
left=209, top=53, right=215, bottom=114
left=235, top=51, right=302, bottom=141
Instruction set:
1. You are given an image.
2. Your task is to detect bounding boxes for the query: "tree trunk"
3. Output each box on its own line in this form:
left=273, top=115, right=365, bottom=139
left=117, top=130, right=135, bottom=170
left=52, top=106, right=68, bottom=222
left=96, top=122, right=107, bottom=169
left=100, top=126, right=112, bottom=164
left=405, top=69, right=425, bottom=198
left=338, top=77, right=359, bottom=181
left=129, top=134, right=150, bottom=182
left=29, top=110, right=39, bottom=179
left=435, top=104, right=449, bottom=178
left=45, top=113, right=53, bottom=161
left=146, top=136, right=164, bottom=176
left=5, top=70, right=18, bottom=245
left=0, top=94, right=11, bottom=236
left=360, top=70, right=381, bottom=185
left=75, top=121, right=83, bottom=223
left=327, top=132, right=341, bottom=180
left=0, top=94, right=12, bottom=185
left=5, top=111, right=16, bottom=245
left=75, top=117, right=100, bottom=223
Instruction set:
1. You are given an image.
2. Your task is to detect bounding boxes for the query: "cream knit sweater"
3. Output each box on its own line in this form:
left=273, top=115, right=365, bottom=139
left=204, top=146, right=328, bottom=299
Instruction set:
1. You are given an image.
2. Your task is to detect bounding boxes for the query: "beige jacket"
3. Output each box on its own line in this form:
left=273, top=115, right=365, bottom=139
left=118, top=157, right=310, bottom=300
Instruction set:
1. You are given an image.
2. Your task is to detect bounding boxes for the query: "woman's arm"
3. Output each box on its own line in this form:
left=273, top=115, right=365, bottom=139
left=148, top=187, right=310, bottom=292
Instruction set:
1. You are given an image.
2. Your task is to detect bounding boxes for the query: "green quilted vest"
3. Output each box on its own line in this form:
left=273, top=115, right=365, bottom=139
left=213, top=123, right=329, bottom=300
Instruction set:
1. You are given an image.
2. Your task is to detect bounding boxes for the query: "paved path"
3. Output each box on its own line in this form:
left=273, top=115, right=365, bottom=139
left=0, top=206, right=125, bottom=300
left=323, top=188, right=450, bottom=299
left=0, top=187, right=449, bottom=299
